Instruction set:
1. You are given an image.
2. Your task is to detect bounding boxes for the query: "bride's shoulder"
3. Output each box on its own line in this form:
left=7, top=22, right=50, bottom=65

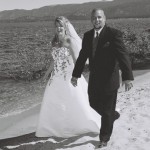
left=62, top=36, right=72, bottom=48
left=65, top=36, right=72, bottom=44
left=65, top=36, right=76, bottom=47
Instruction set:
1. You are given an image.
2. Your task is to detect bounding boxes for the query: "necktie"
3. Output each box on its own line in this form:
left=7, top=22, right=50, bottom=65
left=96, top=32, right=99, bottom=39
left=92, top=32, right=99, bottom=57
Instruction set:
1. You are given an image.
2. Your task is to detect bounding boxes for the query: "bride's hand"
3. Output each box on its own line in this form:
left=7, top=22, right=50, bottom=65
left=42, top=72, right=50, bottom=82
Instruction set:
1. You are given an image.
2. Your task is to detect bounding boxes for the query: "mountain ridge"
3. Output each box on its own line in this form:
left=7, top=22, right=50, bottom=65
left=0, top=0, right=150, bottom=22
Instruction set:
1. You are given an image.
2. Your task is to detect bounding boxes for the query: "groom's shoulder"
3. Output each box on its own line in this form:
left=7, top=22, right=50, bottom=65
left=84, top=29, right=93, bottom=36
left=107, top=26, right=123, bottom=36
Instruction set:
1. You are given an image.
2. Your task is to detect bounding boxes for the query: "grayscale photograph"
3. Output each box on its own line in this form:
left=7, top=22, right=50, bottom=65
left=0, top=0, right=150, bottom=149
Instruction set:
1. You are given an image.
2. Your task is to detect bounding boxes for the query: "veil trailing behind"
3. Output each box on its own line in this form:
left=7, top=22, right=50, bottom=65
left=35, top=19, right=101, bottom=137
left=66, top=20, right=82, bottom=53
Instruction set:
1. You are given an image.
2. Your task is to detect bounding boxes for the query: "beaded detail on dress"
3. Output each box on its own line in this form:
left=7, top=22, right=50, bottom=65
left=51, top=47, right=72, bottom=80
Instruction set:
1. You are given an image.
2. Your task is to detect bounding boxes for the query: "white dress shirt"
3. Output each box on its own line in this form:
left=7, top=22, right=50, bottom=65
left=94, top=28, right=103, bottom=38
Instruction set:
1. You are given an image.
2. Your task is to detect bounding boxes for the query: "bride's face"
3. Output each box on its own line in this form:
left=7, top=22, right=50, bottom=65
left=55, top=22, right=65, bottom=38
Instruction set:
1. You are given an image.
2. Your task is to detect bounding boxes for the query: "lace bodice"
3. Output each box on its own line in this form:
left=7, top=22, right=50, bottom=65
left=51, top=47, right=73, bottom=79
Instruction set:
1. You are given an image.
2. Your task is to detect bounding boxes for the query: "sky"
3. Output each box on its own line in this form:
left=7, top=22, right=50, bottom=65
left=0, top=0, right=113, bottom=11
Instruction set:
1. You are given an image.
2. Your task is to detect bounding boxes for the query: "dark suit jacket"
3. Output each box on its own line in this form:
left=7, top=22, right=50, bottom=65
left=72, top=25, right=134, bottom=94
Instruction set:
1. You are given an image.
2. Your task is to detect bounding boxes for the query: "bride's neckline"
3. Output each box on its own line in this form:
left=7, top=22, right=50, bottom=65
left=58, top=36, right=70, bottom=48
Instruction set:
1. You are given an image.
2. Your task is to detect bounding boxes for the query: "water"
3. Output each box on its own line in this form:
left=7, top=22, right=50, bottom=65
left=0, top=79, right=45, bottom=117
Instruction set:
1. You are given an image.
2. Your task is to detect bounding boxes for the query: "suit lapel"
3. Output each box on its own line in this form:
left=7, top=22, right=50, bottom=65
left=97, top=25, right=107, bottom=48
left=88, top=29, right=95, bottom=57
left=88, top=26, right=108, bottom=59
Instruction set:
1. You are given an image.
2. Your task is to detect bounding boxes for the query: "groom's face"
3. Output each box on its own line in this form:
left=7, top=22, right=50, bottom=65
left=91, top=10, right=106, bottom=30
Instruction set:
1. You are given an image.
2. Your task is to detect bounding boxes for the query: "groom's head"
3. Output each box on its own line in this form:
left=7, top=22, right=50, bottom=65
left=91, top=8, right=106, bottom=30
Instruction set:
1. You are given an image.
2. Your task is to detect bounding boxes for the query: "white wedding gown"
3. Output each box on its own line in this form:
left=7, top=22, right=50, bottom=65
left=35, top=47, right=101, bottom=137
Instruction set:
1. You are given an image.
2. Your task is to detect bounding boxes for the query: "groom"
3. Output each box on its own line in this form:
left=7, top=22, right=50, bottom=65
left=71, top=8, right=134, bottom=149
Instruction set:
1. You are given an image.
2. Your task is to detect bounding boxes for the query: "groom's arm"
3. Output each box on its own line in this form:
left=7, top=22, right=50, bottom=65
left=111, top=28, right=134, bottom=91
left=71, top=33, right=88, bottom=87
left=111, top=29, right=134, bottom=81
left=72, top=33, right=89, bottom=78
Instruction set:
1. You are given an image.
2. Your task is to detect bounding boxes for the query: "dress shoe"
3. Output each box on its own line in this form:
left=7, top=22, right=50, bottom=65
left=95, top=141, right=107, bottom=149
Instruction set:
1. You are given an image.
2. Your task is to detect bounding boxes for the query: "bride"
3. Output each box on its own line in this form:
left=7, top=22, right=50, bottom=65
left=35, top=16, right=101, bottom=137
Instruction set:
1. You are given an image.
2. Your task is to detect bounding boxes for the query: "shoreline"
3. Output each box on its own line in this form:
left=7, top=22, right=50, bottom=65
left=0, top=69, right=150, bottom=118
left=0, top=71, right=150, bottom=149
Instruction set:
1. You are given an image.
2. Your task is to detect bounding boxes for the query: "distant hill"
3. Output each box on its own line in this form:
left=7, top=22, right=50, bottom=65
left=0, top=0, right=150, bottom=22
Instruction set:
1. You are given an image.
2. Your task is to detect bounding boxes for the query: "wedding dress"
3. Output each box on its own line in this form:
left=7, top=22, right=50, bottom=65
left=35, top=46, right=101, bottom=137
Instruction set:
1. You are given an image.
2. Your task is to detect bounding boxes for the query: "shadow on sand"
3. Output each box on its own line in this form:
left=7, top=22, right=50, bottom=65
left=0, top=132, right=99, bottom=150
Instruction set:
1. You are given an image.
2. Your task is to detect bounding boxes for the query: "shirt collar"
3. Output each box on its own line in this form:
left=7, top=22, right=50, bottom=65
left=94, top=27, right=103, bottom=37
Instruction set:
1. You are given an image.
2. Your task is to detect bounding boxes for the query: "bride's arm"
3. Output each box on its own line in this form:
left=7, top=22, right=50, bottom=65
left=67, top=38, right=80, bottom=64
left=67, top=37, right=89, bottom=65
left=43, top=58, right=54, bottom=81
left=69, top=47, right=78, bottom=64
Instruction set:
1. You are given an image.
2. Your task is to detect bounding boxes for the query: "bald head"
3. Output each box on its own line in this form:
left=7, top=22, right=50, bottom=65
left=91, top=8, right=106, bottom=30
left=91, top=9, right=105, bottom=17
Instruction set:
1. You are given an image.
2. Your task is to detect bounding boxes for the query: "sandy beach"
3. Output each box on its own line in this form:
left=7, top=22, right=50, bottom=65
left=0, top=71, right=150, bottom=150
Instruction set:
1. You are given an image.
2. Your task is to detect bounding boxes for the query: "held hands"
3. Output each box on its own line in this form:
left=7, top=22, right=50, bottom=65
left=122, top=80, right=133, bottom=91
left=71, top=77, right=78, bottom=87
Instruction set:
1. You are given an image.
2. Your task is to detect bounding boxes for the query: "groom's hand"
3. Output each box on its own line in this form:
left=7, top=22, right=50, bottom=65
left=122, top=80, right=133, bottom=91
left=71, top=77, right=78, bottom=87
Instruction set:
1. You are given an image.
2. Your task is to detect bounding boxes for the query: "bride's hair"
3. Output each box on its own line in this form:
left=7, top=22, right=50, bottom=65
left=55, top=16, right=69, bottom=27
left=51, top=16, right=82, bottom=60
left=52, top=16, right=69, bottom=47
